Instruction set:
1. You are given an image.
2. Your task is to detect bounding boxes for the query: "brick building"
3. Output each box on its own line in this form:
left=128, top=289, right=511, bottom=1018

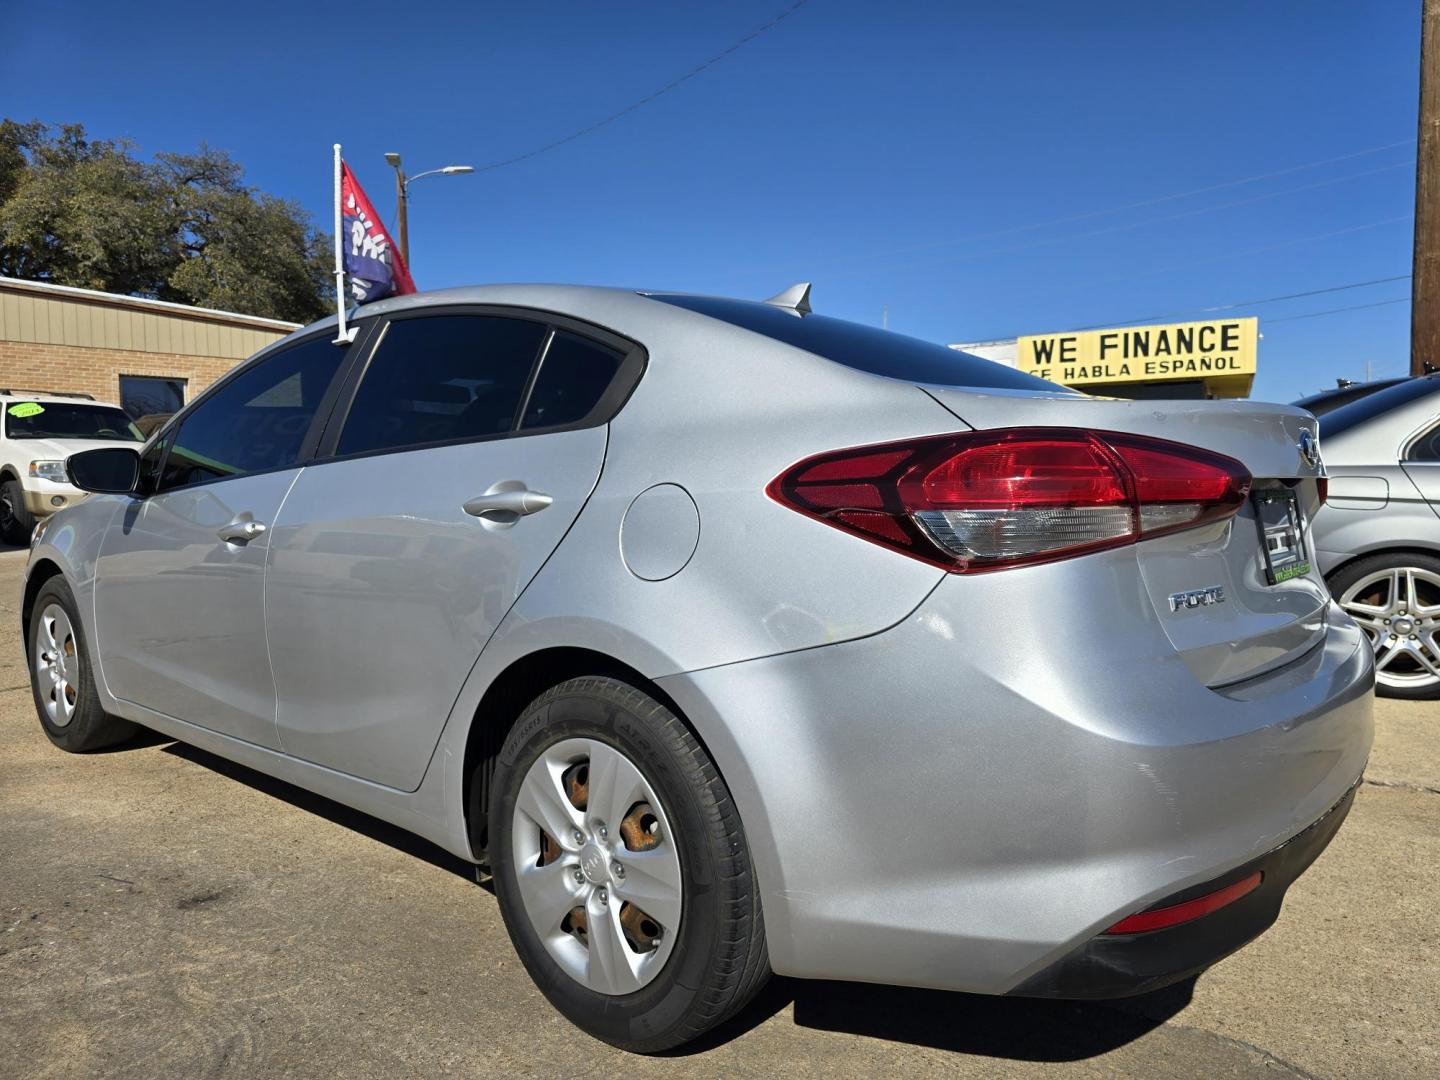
left=0, top=277, right=298, bottom=417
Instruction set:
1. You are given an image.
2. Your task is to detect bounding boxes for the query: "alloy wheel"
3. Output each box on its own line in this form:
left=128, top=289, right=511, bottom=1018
left=35, top=603, right=80, bottom=727
left=1337, top=567, right=1440, bottom=691
left=510, top=737, right=682, bottom=995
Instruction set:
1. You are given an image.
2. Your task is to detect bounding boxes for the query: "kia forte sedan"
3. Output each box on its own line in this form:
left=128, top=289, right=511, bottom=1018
left=25, top=284, right=1373, bottom=1052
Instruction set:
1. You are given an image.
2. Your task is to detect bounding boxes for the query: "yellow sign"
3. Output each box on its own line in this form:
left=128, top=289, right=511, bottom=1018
left=1017, top=318, right=1257, bottom=387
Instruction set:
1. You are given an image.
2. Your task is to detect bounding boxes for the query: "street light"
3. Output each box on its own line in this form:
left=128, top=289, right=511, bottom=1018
left=383, top=153, right=474, bottom=266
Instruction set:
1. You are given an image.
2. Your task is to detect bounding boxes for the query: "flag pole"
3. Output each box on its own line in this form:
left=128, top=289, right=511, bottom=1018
left=332, top=143, right=356, bottom=345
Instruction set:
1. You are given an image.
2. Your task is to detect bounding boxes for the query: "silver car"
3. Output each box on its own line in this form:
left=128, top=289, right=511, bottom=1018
left=1312, top=373, right=1440, bottom=699
left=24, top=285, right=1373, bottom=1052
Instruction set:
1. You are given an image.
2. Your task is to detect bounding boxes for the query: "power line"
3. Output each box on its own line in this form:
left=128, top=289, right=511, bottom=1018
left=1079, top=214, right=1414, bottom=289
left=473, top=1, right=811, bottom=174
left=825, top=136, right=1417, bottom=265
left=838, top=160, right=1414, bottom=277
left=1263, top=296, right=1411, bottom=324
left=1071, top=274, right=1413, bottom=330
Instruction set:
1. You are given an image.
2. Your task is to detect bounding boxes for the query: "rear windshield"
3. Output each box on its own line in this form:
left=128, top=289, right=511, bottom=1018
left=1292, top=378, right=1406, bottom=418
left=1320, top=376, right=1440, bottom=440
left=4, top=402, right=142, bottom=441
left=647, top=294, right=1068, bottom=392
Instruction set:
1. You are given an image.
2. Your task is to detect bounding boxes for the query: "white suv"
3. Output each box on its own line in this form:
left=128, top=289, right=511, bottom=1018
left=0, top=391, right=143, bottom=544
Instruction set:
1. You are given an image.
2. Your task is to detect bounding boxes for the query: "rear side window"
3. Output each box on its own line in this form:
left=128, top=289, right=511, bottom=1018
left=1408, top=423, right=1440, bottom=462
left=522, top=332, right=624, bottom=430
left=647, top=294, right=1066, bottom=392
left=159, top=334, right=343, bottom=491
left=338, top=315, right=548, bottom=456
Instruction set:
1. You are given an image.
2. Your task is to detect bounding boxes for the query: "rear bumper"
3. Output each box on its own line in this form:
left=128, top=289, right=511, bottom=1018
left=658, top=545, right=1375, bottom=996
left=1010, top=780, right=1358, bottom=999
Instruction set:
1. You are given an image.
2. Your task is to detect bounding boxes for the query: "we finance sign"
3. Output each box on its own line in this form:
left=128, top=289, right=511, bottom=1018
left=1018, top=318, right=1258, bottom=387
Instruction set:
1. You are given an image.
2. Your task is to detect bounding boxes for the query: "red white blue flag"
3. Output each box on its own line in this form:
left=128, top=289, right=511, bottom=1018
left=340, top=161, right=415, bottom=303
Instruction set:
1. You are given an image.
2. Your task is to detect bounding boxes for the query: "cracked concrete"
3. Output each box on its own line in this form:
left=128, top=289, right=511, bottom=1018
left=0, top=548, right=1435, bottom=1078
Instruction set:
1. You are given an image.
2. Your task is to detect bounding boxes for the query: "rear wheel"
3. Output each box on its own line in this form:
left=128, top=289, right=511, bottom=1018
left=1331, top=552, right=1440, bottom=700
left=28, top=576, right=138, bottom=751
left=0, top=479, right=35, bottom=545
left=489, top=676, right=769, bottom=1052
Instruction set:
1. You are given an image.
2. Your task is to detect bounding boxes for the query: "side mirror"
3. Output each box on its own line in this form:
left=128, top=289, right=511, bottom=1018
left=67, top=447, right=141, bottom=495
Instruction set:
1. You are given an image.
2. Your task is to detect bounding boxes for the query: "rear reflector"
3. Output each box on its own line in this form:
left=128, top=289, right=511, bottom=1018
left=1103, top=871, right=1264, bottom=935
left=768, top=427, right=1252, bottom=573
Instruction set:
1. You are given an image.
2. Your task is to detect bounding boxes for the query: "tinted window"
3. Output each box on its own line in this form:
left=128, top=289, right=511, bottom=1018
left=648, top=294, right=1068, bottom=392
left=120, top=374, right=186, bottom=419
left=1322, top=376, right=1440, bottom=440
left=522, top=332, right=623, bottom=429
left=5, top=402, right=141, bottom=441
left=1408, top=423, right=1440, bottom=462
left=158, top=335, right=343, bottom=491
left=1292, top=378, right=1406, bottom=418
left=338, top=315, right=547, bottom=456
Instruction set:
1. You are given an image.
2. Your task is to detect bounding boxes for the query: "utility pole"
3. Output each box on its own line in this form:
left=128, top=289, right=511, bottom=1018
left=1412, top=0, right=1440, bottom=375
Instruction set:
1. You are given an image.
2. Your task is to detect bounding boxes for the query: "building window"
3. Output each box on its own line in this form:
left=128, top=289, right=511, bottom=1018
left=119, top=375, right=186, bottom=421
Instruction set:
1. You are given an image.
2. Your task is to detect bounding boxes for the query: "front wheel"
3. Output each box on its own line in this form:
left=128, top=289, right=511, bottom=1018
left=0, top=479, right=35, bottom=545
left=28, top=576, right=138, bottom=751
left=489, top=676, right=769, bottom=1052
left=1331, top=551, right=1440, bottom=700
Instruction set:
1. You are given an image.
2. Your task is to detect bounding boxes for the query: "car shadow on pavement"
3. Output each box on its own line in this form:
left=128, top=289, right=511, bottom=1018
left=669, top=972, right=1195, bottom=1060
left=161, top=741, right=479, bottom=883
left=157, top=737, right=1194, bottom=1063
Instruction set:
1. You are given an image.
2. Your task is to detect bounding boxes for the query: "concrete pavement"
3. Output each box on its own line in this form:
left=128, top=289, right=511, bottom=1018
left=0, top=548, right=1435, bottom=1078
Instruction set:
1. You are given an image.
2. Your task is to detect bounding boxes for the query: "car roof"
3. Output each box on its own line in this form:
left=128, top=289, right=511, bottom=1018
left=0, top=392, right=120, bottom=406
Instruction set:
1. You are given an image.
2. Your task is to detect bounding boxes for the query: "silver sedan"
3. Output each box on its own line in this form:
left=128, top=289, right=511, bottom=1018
left=1312, top=374, right=1440, bottom=699
left=25, top=285, right=1372, bottom=1051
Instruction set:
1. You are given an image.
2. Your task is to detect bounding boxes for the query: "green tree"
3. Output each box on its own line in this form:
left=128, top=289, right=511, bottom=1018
left=0, top=120, right=331, bottom=322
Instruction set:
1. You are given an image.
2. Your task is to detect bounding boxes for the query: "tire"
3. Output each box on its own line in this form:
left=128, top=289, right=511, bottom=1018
left=28, top=576, right=138, bottom=751
left=0, top=478, right=35, bottom=546
left=1330, top=551, right=1440, bottom=700
left=489, top=676, right=769, bottom=1052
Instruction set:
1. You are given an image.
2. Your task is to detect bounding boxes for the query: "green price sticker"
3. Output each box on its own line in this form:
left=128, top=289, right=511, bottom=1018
left=7, top=402, right=44, bottom=418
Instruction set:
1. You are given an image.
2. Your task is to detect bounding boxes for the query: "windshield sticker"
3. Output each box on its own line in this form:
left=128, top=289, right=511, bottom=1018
left=7, top=402, right=44, bottom=418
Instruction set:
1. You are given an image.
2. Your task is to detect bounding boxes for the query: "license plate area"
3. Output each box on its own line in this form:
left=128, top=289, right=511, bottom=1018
left=1252, top=487, right=1311, bottom=585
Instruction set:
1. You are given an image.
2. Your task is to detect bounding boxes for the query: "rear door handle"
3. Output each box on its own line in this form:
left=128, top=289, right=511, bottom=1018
left=463, top=485, right=553, bottom=525
left=217, top=518, right=267, bottom=544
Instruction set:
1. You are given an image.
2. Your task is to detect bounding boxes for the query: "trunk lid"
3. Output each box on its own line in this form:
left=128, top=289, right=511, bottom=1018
left=926, top=389, right=1331, bottom=686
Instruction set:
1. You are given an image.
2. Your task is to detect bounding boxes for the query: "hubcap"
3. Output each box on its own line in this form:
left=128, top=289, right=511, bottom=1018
left=1338, top=567, right=1440, bottom=690
left=511, top=737, right=682, bottom=995
left=34, top=603, right=80, bottom=728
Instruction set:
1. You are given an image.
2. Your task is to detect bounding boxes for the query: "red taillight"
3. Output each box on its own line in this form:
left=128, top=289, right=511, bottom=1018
left=1317, top=477, right=1328, bottom=505
left=767, top=427, right=1252, bottom=573
left=1103, top=871, right=1263, bottom=935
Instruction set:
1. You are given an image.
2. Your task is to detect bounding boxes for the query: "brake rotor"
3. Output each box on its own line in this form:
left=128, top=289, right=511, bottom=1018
left=619, top=901, right=662, bottom=952
left=619, top=802, right=661, bottom=851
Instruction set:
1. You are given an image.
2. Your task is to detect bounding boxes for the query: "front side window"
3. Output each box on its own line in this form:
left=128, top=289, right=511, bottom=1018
left=157, top=335, right=344, bottom=492
left=5, top=402, right=141, bottom=441
left=336, top=314, right=549, bottom=457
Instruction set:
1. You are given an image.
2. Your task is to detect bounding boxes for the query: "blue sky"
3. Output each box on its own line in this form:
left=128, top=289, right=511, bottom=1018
left=0, top=0, right=1422, bottom=402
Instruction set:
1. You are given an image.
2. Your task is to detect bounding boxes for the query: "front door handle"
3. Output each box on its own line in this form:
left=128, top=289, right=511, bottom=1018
left=463, top=485, right=553, bottom=526
left=217, top=518, right=267, bottom=544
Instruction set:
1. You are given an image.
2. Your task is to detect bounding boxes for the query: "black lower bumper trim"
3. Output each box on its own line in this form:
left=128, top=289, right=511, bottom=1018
left=1010, top=780, right=1359, bottom=1000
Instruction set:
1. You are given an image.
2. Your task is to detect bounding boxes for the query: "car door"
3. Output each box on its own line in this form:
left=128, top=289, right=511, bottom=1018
left=92, top=331, right=355, bottom=747
left=264, top=309, right=639, bottom=790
